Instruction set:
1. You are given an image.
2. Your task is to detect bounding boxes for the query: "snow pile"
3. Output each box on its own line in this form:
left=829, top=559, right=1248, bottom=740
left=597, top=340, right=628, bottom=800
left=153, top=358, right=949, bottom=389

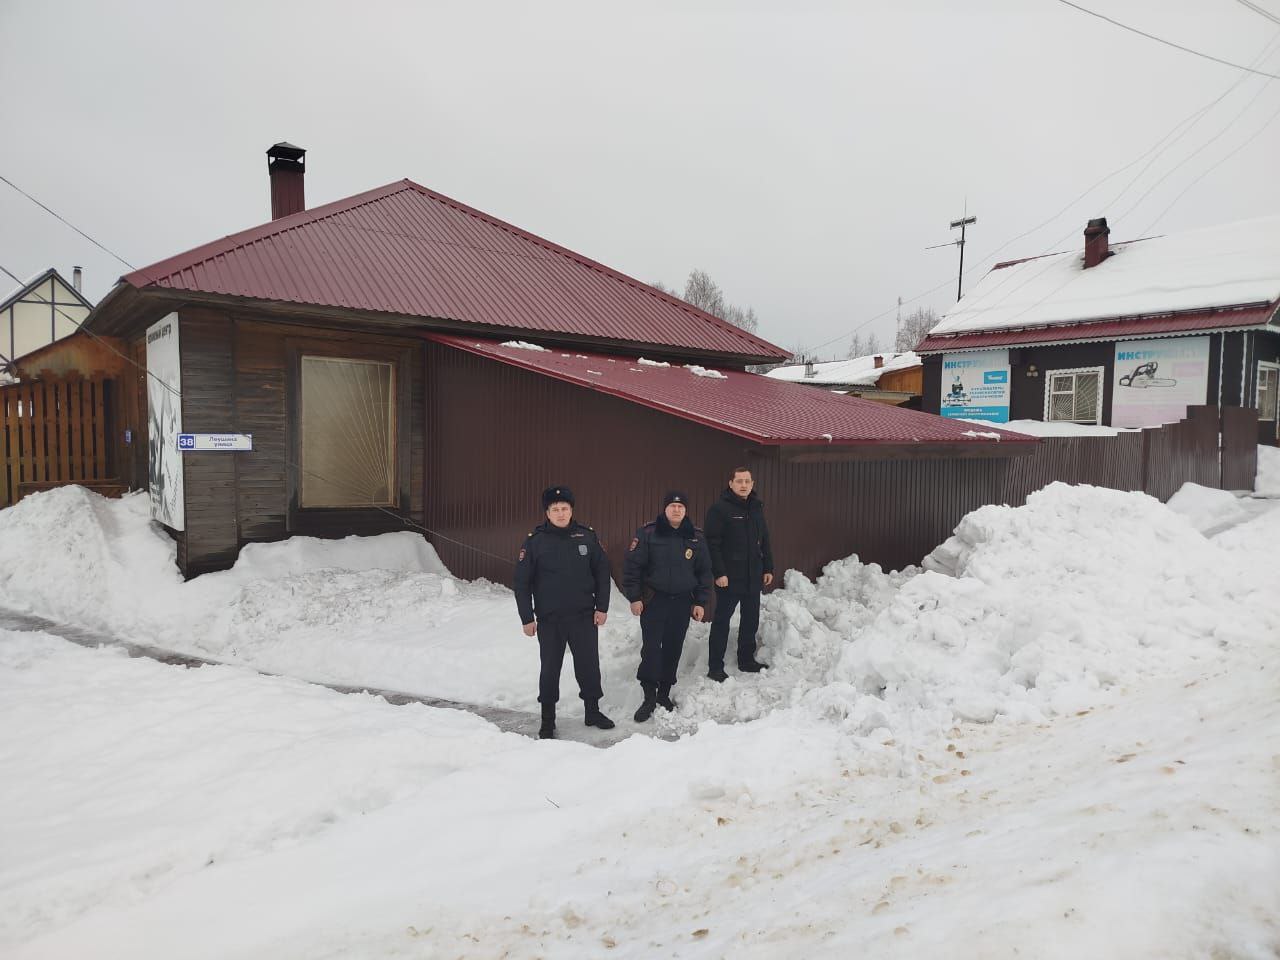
left=665, top=483, right=1277, bottom=736
left=499, top=340, right=548, bottom=351
left=1166, top=482, right=1248, bottom=534
left=961, top=429, right=1002, bottom=440
left=685, top=363, right=728, bottom=379
left=1256, top=443, right=1280, bottom=496
left=636, top=357, right=669, bottom=367
left=963, top=418, right=1126, bottom=437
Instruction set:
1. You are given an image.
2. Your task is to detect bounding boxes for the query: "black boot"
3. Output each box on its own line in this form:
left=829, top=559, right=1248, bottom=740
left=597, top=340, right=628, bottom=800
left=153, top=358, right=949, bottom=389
left=656, top=683, right=676, bottom=711
left=585, top=699, right=615, bottom=730
left=634, top=684, right=658, bottom=723
left=738, top=658, right=766, bottom=673
left=538, top=702, right=556, bottom=739
left=707, top=667, right=728, bottom=682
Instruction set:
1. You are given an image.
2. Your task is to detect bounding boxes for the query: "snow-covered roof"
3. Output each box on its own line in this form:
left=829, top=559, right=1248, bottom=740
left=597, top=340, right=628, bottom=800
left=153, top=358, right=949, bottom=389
left=931, top=215, right=1280, bottom=337
left=765, top=351, right=920, bottom=387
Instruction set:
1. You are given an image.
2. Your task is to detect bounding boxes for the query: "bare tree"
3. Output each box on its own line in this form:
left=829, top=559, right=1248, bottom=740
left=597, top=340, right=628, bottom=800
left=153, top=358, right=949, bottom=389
left=650, top=280, right=678, bottom=296
left=683, top=269, right=726, bottom=318
left=845, top=330, right=883, bottom=360
left=895, top=306, right=939, bottom=352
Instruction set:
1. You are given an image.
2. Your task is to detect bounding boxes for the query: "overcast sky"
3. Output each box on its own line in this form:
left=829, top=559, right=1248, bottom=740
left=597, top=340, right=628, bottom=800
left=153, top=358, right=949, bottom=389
left=2, top=0, right=1278, bottom=358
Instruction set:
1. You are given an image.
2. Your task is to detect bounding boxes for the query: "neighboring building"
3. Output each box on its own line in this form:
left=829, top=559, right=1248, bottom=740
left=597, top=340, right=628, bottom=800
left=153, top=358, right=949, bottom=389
left=81, top=143, right=1032, bottom=579
left=765, top=352, right=922, bottom=406
left=0, top=268, right=93, bottom=382
left=916, top=216, right=1280, bottom=444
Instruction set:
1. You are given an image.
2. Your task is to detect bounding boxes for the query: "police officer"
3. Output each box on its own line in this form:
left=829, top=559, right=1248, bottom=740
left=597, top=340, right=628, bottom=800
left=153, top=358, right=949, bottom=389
left=514, top=485, right=615, bottom=739
left=704, top=466, right=774, bottom=681
left=623, top=491, right=712, bottom=722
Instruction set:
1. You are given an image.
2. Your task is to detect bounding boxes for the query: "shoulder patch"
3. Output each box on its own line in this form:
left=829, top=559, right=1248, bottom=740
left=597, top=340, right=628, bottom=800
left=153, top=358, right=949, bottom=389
left=518, top=547, right=526, bottom=561
left=628, top=537, right=639, bottom=552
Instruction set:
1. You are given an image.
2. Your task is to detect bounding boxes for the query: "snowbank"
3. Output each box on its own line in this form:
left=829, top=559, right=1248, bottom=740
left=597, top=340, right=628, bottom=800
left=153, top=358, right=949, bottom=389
left=1166, top=482, right=1249, bottom=534
left=666, top=483, right=1278, bottom=736
left=3, top=482, right=1278, bottom=740
left=1256, top=444, right=1280, bottom=496
left=961, top=418, right=1126, bottom=437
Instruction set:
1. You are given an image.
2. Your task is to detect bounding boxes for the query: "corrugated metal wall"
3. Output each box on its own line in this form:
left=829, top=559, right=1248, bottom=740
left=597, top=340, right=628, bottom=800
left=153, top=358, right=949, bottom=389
left=425, top=345, right=1258, bottom=590
left=426, top=342, right=1021, bottom=584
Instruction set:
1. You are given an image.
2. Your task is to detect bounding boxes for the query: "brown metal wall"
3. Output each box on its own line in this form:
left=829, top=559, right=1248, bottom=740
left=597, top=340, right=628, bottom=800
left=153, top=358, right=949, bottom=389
left=999, top=433, right=1145, bottom=501
left=1222, top=405, right=1260, bottom=491
left=1141, top=405, right=1221, bottom=501
left=425, top=341, right=1021, bottom=585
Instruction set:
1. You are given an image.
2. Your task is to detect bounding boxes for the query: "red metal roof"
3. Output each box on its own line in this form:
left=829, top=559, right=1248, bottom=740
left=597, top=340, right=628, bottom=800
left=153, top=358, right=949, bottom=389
left=916, top=303, right=1277, bottom=353
left=426, top=333, right=1037, bottom=447
left=123, top=181, right=787, bottom=362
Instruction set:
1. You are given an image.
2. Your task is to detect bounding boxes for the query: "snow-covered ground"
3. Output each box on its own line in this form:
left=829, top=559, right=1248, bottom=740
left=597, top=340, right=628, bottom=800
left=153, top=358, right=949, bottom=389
left=1, top=456, right=1278, bottom=957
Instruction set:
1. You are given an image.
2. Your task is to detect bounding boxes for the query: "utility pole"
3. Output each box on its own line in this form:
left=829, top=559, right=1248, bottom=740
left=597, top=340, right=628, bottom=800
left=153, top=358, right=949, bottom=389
left=926, top=208, right=978, bottom=301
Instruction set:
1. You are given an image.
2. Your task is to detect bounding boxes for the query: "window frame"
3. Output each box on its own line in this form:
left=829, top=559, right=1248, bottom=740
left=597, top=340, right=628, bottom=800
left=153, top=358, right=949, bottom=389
left=285, top=337, right=413, bottom=529
left=1257, top=361, right=1279, bottom=422
left=1043, top=365, right=1105, bottom=425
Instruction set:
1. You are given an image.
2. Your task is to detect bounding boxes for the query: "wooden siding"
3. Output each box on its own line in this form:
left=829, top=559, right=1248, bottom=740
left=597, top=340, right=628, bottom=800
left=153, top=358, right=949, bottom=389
left=876, top=364, right=923, bottom=395
left=13, top=331, right=129, bottom=380
left=171, top=308, right=427, bottom=577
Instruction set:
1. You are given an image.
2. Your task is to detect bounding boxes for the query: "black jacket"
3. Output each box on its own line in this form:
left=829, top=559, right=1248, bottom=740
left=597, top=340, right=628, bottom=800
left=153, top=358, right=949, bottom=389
left=513, top=521, right=611, bottom=625
left=704, top=489, right=774, bottom=592
left=622, top=515, right=713, bottom=605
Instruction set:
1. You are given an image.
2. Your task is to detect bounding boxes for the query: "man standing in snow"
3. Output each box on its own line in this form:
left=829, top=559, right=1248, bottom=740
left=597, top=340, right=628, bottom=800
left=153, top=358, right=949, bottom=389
left=514, top=485, right=615, bottom=739
left=704, top=466, right=773, bottom=681
left=623, top=491, right=713, bottom=722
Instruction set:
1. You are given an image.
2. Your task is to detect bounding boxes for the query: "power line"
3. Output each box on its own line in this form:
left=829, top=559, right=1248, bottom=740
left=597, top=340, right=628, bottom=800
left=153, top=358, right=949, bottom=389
left=1055, top=0, right=1280, bottom=80
left=0, top=259, right=515, bottom=566
left=1054, top=0, right=1280, bottom=78
left=1235, top=0, right=1280, bottom=27
left=0, top=174, right=138, bottom=271
left=807, top=25, right=1280, bottom=359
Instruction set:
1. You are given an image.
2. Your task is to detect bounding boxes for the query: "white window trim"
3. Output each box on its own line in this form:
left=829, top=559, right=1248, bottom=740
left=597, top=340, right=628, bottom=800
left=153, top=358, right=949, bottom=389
left=1043, top=365, right=1105, bottom=424
left=1257, top=361, right=1279, bottom=421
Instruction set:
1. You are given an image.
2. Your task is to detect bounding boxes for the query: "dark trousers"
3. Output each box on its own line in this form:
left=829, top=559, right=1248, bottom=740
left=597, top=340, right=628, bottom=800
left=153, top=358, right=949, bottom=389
left=537, top=613, right=603, bottom=704
left=637, top=592, right=693, bottom=687
left=708, top=586, right=761, bottom=670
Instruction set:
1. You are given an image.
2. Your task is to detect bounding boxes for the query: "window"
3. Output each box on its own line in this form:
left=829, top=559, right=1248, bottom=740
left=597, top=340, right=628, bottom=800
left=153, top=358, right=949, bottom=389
left=1258, top=363, right=1278, bottom=421
left=1044, top=366, right=1103, bottom=424
left=299, top=356, right=396, bottom=507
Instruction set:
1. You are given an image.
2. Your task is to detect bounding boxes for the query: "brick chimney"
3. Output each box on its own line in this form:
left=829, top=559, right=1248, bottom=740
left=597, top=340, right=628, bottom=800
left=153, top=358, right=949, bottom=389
left=267, top=142, right=306, bottom=220
left=873, top=354, right=885, bottom=369
left=1083, top=217, right=1110, bottom=269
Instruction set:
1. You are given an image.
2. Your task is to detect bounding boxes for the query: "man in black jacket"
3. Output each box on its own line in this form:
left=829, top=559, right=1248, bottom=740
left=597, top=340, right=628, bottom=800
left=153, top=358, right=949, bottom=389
left=622, top=491, right=713, bottom=722
left=514, top=485, right=615, bottom=739
left=704, top=467, right=774, bottom=681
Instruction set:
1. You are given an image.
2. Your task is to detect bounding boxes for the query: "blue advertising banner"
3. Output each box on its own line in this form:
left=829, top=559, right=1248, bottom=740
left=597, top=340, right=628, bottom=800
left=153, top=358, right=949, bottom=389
left=940, top=350, right=1011, bottom=422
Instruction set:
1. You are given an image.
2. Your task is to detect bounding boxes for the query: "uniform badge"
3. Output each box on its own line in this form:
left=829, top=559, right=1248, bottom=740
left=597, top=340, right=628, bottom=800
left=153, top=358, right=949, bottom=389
left=578, top=544, right=588, bottom=556
left=518, top=548, right=526, bottom=561
left=629, top=537, right=639, bottom=551
left=684, top=548, right=693, bottom=560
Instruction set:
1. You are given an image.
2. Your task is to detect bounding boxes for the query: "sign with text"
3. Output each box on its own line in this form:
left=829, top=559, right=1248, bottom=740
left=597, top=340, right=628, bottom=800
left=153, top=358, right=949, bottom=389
left=940, top=349, right=1011, bottom=422
left=1111, top=336, right=1209, bottom=428
left=145, top=313, right=183, bottom=530
left=177, top=433, right=254, bottom=452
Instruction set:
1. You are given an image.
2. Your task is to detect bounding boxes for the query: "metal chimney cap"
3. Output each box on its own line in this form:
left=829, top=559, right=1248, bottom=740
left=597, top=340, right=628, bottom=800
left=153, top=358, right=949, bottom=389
left=267, top=142, right=306, bottom=171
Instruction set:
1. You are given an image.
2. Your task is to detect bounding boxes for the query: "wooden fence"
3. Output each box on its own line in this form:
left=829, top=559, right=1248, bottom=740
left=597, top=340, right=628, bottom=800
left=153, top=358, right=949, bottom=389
left=0, top=374, right=123, bottom=508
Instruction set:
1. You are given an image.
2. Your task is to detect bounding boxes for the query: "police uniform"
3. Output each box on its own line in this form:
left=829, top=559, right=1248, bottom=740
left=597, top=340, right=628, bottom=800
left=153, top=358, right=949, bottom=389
left=622, top=492, right=712, bottom=717
left=513, top=485, right=614, bottom=737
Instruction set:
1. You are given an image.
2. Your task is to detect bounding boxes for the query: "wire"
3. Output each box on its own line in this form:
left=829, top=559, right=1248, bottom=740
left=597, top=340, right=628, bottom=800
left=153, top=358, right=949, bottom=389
left=0, top=259, right=515, bottom=565
left=1235, top=0, right=1280, bottom=26
left=0, top=174, right=138, bottom=271
left=806, top=24, right=1280, bottom=359
left=1055, top=0, right=1280, bottom=80
left=1142, top=93, right=1280, bottom=234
